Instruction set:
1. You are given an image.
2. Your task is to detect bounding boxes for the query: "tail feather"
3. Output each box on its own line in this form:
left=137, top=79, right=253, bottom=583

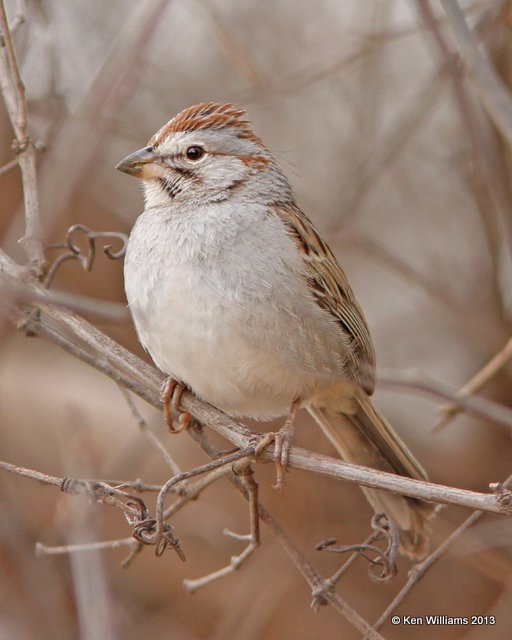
left=308, top=394, right=437, bottom=560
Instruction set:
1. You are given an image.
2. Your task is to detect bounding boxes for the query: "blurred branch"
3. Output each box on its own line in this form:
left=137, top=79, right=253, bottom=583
left=36, top=538, right=137, bottom=557
left=240, top=14, right=460, bottom=106
left=440, top=0, right=512, bottom=147
left=0, top=270, right=127, bottom=322
left=337, top=63, right=448, bottom=224
left=341, top=232, right=504, bottom=350
left=0, top=0, right=24, bottom=43
left=196, top=0, right=263, bottom=88
left=379, top=368, right=512, bottom=432
left=0, top=0, right=44, bottom=272
left=349, top=233, right=466, bottom=316
left=0, top=155, right=17, bottom=175
left=117, top=386, right=183, bottom=477
left=433, top=335, right=512, bottom=432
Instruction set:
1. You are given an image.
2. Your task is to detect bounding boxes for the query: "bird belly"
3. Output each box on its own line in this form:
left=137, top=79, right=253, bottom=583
left=127, top=264, right=333, bottom=419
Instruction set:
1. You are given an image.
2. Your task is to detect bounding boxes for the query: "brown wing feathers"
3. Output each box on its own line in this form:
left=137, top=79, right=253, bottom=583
left=276, top=203, right=376, bottom=394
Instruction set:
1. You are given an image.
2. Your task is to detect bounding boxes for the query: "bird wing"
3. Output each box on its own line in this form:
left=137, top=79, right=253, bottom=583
left=274, top=202, right=376, bottom=394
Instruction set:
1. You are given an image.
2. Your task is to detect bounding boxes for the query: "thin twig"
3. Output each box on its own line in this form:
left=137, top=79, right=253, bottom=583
left=117, top=386, right=183, bottom=477
left=162, top=463, right=232, bottom=520
left=183, top=459, right=261, bottom=592
left=43, top=224, right=128, bottom=289
left=36, top=538, right=137, bottom=557
left=315, top=513, right=399, bottom=595
left=0, top=460, right=149, bottom=521
left=0, top=461, right=163, bottom=494
left=2, top=0, right=170, bottom=257
left=0, top=156, right=18, bottom=175
left=92, top=479, right=162, bottom=492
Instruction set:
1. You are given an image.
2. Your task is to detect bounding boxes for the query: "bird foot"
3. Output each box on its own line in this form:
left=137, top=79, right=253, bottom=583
left=252, top=399, right=299, bottom=490
left=160, top=377, right=191, bottom=433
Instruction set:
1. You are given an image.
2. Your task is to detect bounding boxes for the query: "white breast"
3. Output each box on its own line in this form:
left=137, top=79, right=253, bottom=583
left=124, top=201, right=345, bottom=419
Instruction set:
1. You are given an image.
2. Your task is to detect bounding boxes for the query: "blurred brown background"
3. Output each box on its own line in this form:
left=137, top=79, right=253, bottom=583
left=1, top=0, right=512, bottom=638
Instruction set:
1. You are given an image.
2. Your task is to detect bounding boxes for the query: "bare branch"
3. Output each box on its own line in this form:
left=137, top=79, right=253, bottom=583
left=0, top=0, right=45, bottom=270
left=0, top=459, right=149, bottom=521
left=1, top=0, right=171, bottom=256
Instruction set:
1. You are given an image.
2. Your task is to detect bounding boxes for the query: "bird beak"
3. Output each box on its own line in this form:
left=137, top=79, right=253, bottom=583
left=115, top=146, right=165, bottom=179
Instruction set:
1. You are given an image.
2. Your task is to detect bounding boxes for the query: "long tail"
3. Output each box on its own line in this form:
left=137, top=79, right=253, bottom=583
left=308, top=393, right=437, bottom=559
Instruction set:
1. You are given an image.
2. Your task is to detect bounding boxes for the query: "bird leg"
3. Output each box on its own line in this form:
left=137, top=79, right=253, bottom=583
left=253, top=398, right=300, bottom=490
left=160, top=377, right=191, bottom=433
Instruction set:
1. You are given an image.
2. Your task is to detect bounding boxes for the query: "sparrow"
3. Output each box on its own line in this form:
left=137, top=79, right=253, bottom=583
left=117, top=102, right=436, bottom=559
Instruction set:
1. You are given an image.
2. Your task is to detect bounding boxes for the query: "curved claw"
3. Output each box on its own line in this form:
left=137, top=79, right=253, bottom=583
left=160, top=377, right=192, bottom=433
left=250, top=398, right=299, bottom=491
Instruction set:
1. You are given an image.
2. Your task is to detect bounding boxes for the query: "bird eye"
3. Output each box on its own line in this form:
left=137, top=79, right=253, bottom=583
left=185, top=146, right=205, bottom=161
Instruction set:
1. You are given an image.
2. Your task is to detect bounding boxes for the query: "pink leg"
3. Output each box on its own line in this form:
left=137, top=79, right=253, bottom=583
left=254, top=398, right=300, bottom=490
left=273, top=398, right=300, bottom=489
